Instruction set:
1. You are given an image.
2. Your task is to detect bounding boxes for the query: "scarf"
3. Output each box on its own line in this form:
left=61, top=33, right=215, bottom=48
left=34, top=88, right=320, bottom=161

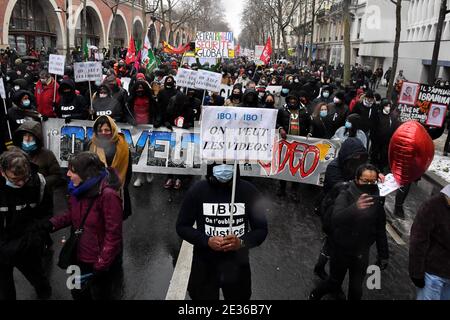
left=68, top=170, right=107, bottom=199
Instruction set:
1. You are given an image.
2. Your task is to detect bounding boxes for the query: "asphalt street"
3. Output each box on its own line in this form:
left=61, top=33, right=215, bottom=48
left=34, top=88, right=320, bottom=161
left=14, top=174, right=417, bottom=300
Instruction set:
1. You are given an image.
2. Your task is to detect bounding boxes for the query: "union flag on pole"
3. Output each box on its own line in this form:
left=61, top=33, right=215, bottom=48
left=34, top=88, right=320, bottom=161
left=125, top=35, right=136, bottom=65
left=260, top=37, right=272, bottom=65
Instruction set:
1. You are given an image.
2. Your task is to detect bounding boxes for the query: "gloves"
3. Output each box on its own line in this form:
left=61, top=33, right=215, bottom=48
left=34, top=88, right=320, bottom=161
left=164, top=121, right=173, bottom=131
left=64, top=117, right=72, bottom=124
left=376, top=258, right=389, bottom=271
left=41, top=115, right=49, bottom=122
left=411, top=277, right=425, bottom=289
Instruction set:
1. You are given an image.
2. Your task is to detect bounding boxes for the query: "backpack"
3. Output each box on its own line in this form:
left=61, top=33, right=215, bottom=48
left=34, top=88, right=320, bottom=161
left=320, top=181, right=350, bottom=235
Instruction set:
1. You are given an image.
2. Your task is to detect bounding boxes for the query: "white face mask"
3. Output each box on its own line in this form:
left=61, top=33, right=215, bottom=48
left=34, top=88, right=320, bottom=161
left=383, top=107, right=391, bottom=115
left=14, top=85, right=20, bottom=91
left=99, top=93, right=107, bottom=99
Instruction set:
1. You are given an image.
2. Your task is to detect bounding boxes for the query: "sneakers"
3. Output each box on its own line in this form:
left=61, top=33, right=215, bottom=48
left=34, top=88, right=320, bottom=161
left=164, top=179, right=174, bottom=189
left=133, top=177, right=143, bottom=188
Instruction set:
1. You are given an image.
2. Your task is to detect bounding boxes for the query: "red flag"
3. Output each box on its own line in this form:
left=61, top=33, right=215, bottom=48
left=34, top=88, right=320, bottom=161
left=126, top=35, right=136, bottom=65
left=235, top=44, right=241, bottom=57
left=260, top=37, right=272, bottom=65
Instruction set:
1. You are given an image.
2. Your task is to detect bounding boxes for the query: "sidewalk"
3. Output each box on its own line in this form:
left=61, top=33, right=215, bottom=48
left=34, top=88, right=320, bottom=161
left=385, top=133, right=450, bottom=241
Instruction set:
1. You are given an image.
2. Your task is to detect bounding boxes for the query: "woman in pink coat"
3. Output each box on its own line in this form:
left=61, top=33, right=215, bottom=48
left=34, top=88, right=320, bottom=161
left=49, top=152, right=123, bottom=300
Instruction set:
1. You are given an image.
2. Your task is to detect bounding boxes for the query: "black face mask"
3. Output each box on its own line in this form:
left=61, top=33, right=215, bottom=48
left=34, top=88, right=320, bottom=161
left=232, top=93, right=242, bottom=100
left=136, top=90, right=144, bottom=96
left=356, top=183, right=379, bottom=196
left=265, top=101, right=275, bottom=108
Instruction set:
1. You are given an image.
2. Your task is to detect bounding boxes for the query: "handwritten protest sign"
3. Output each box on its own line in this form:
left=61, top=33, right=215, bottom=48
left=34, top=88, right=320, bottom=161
left=48, top=54, right=66, bottom=76
left=201, top=106, right=278, bottom=162
left=73, top=62, right=103, bottom=83
left=195, top=70, right=222, bottom=93
left=176, top=68, right=198, bottom=89
left=398, top=81, right=450, bottom=128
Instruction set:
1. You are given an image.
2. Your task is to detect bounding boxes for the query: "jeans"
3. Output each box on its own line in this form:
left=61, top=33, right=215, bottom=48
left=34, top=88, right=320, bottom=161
left=417, top=273, right=450, bottom=300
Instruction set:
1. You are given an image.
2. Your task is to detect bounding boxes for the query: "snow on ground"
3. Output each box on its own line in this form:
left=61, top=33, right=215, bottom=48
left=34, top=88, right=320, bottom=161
left=428, top=154, right=450, bottom=184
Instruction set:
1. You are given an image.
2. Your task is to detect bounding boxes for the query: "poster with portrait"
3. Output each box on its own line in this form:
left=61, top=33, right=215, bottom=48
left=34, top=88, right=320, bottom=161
left=398, top=82, right=450, bottom=126
left=398, top=82, right=419, bottom=105
left=426, top=104, right=448, bottom=128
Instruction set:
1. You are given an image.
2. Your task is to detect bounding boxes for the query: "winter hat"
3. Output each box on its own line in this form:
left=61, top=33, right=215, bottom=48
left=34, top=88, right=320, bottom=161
left=136, top=73, right=146, bottom=81
left=335, top=91, right=345, bottom=101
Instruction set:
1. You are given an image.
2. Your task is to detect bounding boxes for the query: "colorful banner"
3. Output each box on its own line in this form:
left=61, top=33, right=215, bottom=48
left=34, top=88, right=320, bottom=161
left=195, top=31, right=235, bottom=58
left=162, top=41, right=191, bottom=55
left=42, top=119, right=204, bottom=176
left=398, top=81, right=450, bottom=128
left=41, top=119, right=341, bottom=186
left=241, top=136, right=341, bottom=186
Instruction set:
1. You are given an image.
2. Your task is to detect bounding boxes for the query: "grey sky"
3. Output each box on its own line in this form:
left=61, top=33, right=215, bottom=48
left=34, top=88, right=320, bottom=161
left=221, top=0, right=244, bottom=39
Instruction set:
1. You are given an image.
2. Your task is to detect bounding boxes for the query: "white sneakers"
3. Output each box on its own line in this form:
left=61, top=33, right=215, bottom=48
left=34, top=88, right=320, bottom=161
left=134, top=174, right=154, bottom=187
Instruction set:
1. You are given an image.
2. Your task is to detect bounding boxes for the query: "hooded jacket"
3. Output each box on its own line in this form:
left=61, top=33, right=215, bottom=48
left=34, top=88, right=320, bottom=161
left=166, top=92, right=195, bottom=129
left=7, top=90, right=41, bottom=133
left=92, top=85, right=123, bottom=123
left=34, top=77, right=59, bottom=118
left=323, top=137, right=368, bottom=193
left=157, top=76, right=178, bottom=112
left=0, top=162, right=53, bottom=264
left=56, top=79, right=88, bottom=120
left=50, top=168, right=123, bottom=271
left=13, top=121, right=63, bottom=191
left=237, top=89, right=262, bottom=108
left=351, top=100, right=379, bottom=134
left=127, top=80, right=160, bottom=126
left=176, top=164, right=268, bottom=285
left=330, top=181, right=389, bottom=258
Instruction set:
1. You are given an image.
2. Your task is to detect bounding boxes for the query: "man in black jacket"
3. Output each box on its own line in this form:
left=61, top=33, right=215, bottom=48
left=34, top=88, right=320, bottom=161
left=56, top=79, right=89, bottom=123
left=176, top=164, right=268, bottom=300
left=0, top=149, right=53, bottom=300
left=310, top=164, right=389, bottom=300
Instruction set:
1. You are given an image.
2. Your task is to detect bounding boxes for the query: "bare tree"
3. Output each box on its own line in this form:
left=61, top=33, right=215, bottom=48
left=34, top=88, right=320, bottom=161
left=429, top=0, right=449, bottom=85
left=387, top=0, right=402, bottom=99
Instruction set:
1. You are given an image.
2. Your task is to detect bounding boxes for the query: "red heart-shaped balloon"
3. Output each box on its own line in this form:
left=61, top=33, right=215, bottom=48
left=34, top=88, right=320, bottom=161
left=389, top=121, right=435, bottom=186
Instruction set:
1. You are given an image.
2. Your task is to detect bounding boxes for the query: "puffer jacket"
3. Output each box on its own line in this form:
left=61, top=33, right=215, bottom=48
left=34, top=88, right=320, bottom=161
left=50, top=169, right=123, bottom=271
left=13, top=121, right=63, bottom=191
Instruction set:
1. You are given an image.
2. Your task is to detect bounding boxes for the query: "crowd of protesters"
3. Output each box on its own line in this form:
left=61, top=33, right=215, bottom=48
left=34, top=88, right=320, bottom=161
left=0, top=43, right=449, bottom=301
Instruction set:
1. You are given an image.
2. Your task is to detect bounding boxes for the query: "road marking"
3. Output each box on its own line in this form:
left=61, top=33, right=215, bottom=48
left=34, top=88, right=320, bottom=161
left=165, top=240, right=193, bottom=300
left=386, top=223, right=406, bottom=246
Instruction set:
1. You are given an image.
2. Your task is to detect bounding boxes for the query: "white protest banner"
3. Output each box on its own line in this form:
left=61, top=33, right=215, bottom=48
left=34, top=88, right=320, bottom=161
left=195, top=70, right=222, bottom=93
left=176, top=68, right=198, bottom=89
left=240, top=136, right=341, bottom=186
left=265, top=86, right=282, bottom=95
left=195, top=31, right=235, bottom=58
left=121, top=77, right=132, bottom=92
left=74, top=62, right=103, bottom=83
left=48, top=54, right=66, bottom=76
left=219, top=84, right=233, bottom=99
left=201, top=106, right=278, bottom=162
left=0, top=78, right=6, bottom=99
left=255, top=45, right=264, bottom=59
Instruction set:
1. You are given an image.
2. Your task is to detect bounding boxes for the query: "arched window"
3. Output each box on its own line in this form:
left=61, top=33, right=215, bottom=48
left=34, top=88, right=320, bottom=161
left=9, top=0, right=57, bottom=55
left=75, top=8, right=101, bottom=48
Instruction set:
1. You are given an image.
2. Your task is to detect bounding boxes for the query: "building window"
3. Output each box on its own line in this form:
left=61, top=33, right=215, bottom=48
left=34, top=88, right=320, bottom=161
left=75, top=9, right=100, bottom=48
left=9, top=0, right=56, bottom=55
left=357, top=18, right=362, bottom=39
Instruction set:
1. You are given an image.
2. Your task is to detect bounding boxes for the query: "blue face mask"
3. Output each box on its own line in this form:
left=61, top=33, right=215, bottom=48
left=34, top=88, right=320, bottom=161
left=213, top=164, right=234, bottom=183
left=5, top=179, right=21, bottom=189
left=345, top=121, right=353, bottom=129
left=320, top=111, right=328, bottom=118
left=282, top=88, right=290, bottom=95
left=22, top=99, right=31, bottom=108
left=22, top=140, right=37, bottom=152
